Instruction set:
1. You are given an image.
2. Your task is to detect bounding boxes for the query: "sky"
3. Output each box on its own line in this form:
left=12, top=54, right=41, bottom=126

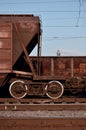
left=0, top=0, right=86, bottom=56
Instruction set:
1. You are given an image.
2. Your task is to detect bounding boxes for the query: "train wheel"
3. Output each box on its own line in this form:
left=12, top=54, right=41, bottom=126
left=9, top=80, right=28, bottom=99
left=45, top=81, right=64, bottom=100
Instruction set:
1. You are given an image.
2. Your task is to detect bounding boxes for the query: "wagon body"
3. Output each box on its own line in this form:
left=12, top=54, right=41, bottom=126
left=0, top=15, right=86, bottom=99
left=0, top=14, right=41, bottom=86
left=31, top=56, right=86, bottom=80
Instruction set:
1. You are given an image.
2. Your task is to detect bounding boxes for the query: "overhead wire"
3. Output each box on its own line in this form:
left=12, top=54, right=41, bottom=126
left=0, top=1, right=81, bottom=4
left=43, top=36, right=86, bottom=41
left=76, top=0, right=86, bottom=26
left=0, top=0, right=86, bottom=28
left=43, top=25, right=86, bottom=27
left=76, top=0, right=82, bottom=26
left=0, top=10, right=86, bottom=13
left=44, top=17, right=86, bottom=20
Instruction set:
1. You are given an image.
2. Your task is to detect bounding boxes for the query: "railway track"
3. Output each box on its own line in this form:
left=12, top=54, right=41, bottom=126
left=0, top=97, right=85, bottom=111
left=0, top=118, right=86, bottom=130
left=0, top=97, right=86, bottom=129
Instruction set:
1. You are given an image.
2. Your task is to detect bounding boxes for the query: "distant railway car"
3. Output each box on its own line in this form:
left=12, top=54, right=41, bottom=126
left=0, top=15, right=86, bottom=100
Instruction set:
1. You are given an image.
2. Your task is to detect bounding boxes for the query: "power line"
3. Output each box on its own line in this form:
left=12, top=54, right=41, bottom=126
left=76, top=0, right=86, bottom=26
left=43, top=36, right=86, bottom=41
left=0, top=1, right=81, bottom=5
left=44, top=17, right=86, bottom=20
left=43, top=25, right=86, bottom=27
left=0, top=10, right=86, bottom=13
left=35, top=10, right=86, bottom=12
left=76, top=0, right=82, bottom=26
left=53, top=36, right=86, bottom=39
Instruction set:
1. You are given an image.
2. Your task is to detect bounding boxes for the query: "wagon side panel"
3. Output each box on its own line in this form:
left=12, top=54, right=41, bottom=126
left=0, top=23, right=12, bottom=72
left=73, top=57, right=86, bottom=77
left=32, top=56, right=86, bottom=80
left=54, top=57, right=72, bottom=79
left=12, top=17, right=40, bottom=66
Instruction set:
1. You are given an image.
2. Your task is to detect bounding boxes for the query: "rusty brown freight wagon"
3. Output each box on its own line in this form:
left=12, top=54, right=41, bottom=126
left=0, top=14, right=41, bottom=99
left=0, top=14, right=86, bottom=100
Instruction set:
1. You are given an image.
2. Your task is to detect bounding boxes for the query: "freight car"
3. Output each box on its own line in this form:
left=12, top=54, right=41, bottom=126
left=0, top=15, right=86, bottom=100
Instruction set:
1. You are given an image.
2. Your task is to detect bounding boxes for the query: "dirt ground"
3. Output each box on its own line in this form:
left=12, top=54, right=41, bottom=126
left=0, top=110, right=86, bottom=118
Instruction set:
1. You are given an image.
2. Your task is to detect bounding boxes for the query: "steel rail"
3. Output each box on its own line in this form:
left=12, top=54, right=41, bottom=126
left=0, top=97, right=85, bottom=111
